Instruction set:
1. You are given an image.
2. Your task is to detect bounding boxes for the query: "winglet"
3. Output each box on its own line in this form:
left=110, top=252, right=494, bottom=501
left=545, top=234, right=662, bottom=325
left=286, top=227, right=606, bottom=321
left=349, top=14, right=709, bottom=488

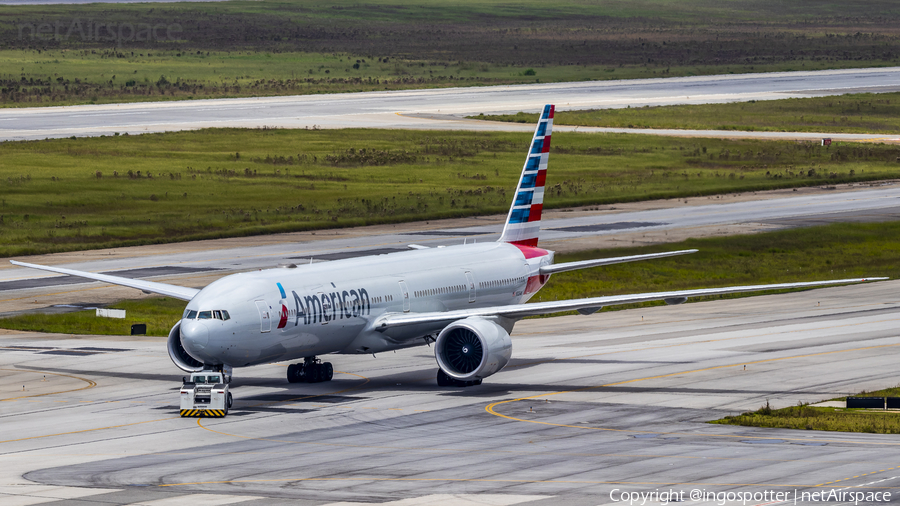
left=498, top=104, right=554, bottom=247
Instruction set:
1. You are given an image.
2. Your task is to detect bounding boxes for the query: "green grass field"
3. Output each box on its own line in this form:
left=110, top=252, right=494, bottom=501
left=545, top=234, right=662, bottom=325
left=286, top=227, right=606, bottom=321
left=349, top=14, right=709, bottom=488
left=2, top=0, right=900, bottom=106
left=0, top=48, right=592, bottom=107
left=3, top=128, right=900, bottom=257
left=2, top=220, right=894, bottom=336
left=711, top=384, right=900, bottom=434
left=1, top=48, right=890, bottom=108
left=536, top=221, right=900, bottom=311
left=711, top=402, right=900, bottom=434
left=0, top=298, right=185, bottom=337
left=481, top=92, right=900, bottom=134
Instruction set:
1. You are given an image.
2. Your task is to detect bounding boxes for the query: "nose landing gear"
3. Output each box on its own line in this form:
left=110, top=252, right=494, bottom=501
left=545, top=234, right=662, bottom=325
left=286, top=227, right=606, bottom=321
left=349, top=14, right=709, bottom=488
left=287, top=356, right=334, bottom=383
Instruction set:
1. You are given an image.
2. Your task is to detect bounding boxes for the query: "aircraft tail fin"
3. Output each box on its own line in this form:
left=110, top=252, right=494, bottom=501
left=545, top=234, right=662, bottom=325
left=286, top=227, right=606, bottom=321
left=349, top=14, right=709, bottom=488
left=498, top=104, right=553, bottom=247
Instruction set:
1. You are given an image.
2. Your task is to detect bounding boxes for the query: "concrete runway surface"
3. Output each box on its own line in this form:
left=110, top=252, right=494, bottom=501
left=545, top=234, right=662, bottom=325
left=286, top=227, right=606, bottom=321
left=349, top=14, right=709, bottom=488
left=4, top=67, right=900, bottom=142
left=1, top=279, right=899, bottom=505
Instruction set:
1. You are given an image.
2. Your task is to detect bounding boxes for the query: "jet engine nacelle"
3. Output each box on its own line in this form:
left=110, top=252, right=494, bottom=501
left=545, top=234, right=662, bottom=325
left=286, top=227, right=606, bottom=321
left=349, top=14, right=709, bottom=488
left=167, top=321, right=206, bottom=372
left=434, top=317, right=512, bottom=381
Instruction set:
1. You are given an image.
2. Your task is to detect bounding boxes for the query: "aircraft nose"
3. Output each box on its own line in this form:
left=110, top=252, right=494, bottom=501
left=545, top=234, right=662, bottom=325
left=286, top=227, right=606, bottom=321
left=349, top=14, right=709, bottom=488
left=181, top=320, right=209, bottom=352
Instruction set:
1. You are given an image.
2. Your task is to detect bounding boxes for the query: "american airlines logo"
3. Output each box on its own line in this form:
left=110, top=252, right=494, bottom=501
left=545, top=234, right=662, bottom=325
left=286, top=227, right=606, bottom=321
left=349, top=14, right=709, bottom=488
left=291, top=288, right=371, bottom=325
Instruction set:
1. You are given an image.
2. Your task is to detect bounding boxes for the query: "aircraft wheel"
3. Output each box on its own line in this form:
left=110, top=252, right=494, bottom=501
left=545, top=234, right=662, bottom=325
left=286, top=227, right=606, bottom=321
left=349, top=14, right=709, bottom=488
left=307, top=364, right=321, bottom=383
left=436, top=369, right=451, bottom=387
left=287, top=363, right=300, bottom=383
left=437, top=369, right=481, bottom=387
left=322, top=362, right=334, bottom=382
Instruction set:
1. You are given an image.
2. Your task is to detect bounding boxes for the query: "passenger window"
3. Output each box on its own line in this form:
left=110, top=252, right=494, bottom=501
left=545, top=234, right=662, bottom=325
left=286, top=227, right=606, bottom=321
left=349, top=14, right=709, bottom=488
left=198, top=311, right=212, bottom=319
left=213, top=310, right=222, bottom=320
left=186, top=310, right=197, bottom=319
left=222, top=310, right=230, bottom=321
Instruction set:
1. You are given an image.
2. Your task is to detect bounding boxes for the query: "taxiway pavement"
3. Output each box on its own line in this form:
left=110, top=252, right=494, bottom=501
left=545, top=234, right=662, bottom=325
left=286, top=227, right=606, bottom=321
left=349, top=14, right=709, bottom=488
left=1, top=279, right=898, bottom=505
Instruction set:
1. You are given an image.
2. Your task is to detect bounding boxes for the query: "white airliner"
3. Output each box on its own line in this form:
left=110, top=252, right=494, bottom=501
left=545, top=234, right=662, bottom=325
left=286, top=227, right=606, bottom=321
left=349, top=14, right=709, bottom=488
left=11, top=105, right=885, bottom=387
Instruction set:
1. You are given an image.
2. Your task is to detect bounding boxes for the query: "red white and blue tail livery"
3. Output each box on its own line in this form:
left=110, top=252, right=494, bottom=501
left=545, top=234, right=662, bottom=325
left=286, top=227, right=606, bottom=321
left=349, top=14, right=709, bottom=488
left=499, top=103, right=553, bottom=248
left=10, top=104, right=886, bottom=390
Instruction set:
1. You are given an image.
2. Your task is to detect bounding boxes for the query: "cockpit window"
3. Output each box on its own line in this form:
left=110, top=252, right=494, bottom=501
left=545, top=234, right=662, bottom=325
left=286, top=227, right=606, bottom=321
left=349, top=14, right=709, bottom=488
left=184, top=309, right=230, bottom=320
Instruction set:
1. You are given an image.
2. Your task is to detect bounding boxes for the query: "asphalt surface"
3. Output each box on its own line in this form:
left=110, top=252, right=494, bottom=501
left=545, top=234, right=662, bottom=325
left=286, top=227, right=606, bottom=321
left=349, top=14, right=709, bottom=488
left=1, top=280, right=899, bottom=505
left=4, top=67, right=900, bottom=141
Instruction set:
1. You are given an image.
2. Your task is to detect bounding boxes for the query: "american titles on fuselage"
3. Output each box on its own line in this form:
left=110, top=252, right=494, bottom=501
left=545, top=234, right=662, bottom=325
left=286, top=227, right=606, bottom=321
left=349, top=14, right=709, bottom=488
left=181, top=286, right=372, bottom=329
left=291, top=287, right=371, bottom=326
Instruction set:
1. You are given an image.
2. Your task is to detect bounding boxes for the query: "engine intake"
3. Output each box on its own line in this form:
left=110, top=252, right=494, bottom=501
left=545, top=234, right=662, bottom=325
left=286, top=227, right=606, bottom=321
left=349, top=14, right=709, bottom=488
left=167, top=321, right=206, bottom=372
left=435, top=317, right=512, bottom=381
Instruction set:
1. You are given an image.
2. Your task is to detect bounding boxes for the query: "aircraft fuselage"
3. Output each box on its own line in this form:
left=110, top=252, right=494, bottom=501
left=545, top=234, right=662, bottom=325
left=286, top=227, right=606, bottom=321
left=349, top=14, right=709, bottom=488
left=179, top=242, right=553, bottom=368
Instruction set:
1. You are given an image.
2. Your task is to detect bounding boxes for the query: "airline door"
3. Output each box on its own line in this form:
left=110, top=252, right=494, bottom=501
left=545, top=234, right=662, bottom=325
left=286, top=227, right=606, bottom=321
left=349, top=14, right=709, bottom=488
left=255, top=300, right=271, bottom=333
left=399, top=281, right=410, bottom=312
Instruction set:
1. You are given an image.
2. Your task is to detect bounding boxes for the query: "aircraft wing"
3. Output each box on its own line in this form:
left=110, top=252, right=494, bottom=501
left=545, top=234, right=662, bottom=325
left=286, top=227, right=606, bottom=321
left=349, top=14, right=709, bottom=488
left=540, top=249, right=697, bottom=275
left=9, top=260, right=200, bottom=301
left=373, top=277, right=887, bottom=330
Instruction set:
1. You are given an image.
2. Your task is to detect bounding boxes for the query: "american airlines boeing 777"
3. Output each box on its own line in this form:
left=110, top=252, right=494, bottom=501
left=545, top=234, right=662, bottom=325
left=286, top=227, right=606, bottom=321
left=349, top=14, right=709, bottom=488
left=11, top=105, right=886, bottom=390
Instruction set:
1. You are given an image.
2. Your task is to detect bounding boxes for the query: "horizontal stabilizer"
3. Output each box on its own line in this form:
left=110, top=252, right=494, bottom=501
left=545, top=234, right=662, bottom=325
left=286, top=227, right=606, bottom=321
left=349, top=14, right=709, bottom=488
left=9, top=260, right=200, bottom=301
left=374, top=277, right=887, bottom=330
left=540, top=249, right=698, bottom=275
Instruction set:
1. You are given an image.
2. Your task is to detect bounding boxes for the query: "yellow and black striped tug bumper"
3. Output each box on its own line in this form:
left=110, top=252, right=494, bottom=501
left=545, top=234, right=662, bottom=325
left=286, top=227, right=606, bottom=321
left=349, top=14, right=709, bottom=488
left=180, top=409, right=226, bottom=417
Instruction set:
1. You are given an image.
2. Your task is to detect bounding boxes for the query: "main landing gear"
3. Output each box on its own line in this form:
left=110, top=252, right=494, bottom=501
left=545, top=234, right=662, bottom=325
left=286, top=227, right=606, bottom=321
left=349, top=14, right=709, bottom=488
left=287, top=356, right=334, bottom=383
left=436, top=369, right=482, bottom=387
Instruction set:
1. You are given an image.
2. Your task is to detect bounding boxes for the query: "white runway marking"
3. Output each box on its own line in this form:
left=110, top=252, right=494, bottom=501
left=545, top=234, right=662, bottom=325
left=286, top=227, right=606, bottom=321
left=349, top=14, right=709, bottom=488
left=128, top=493, right=265, bottom=505
left=324, top=495, right=551, bottom=506
left=0, top=485, right=120, bottom=505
